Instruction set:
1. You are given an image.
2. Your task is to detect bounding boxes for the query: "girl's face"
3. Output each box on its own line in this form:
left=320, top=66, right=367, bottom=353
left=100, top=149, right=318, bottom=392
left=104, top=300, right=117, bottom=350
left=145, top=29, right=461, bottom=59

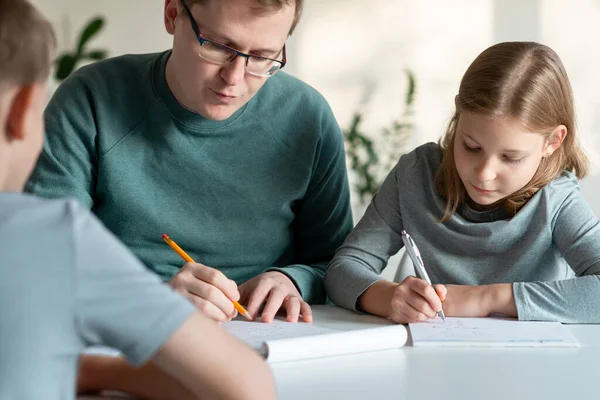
left=453, top=112, right=563, bottom=209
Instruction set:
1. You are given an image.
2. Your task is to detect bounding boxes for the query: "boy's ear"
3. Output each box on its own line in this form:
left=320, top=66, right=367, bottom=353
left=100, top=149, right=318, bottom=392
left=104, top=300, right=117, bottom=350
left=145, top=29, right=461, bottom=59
left=543, top=125, right=567, bottom=158
left=164, top=0, right=181, bottom=35
left=6, top=85, right=36, bottom=141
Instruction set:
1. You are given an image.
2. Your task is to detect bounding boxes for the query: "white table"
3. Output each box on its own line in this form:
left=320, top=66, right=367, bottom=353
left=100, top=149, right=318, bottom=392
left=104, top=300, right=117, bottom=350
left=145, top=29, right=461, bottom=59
left=82, top=305, right=599, bottom=400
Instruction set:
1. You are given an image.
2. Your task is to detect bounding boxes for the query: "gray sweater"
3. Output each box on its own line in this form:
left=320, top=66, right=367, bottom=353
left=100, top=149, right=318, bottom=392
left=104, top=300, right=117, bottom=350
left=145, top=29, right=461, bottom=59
left=325, top=143, right=600, bottom=323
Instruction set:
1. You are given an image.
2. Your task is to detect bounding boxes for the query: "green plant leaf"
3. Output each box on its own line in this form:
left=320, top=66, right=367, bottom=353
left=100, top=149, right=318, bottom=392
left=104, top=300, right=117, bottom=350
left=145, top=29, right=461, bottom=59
left=85, top=50, right=108, bottom=61
left=77, top=17, right=105, bottom=53
left=404, top=69, right=416, bottom=107
left=344, top=71, right=417, bottom=204
left=54, top=53, right=78, bottom=81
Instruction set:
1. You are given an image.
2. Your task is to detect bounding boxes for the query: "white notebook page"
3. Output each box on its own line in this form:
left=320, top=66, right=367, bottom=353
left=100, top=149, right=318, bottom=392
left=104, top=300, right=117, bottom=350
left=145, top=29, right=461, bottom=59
left=224, top=320, right=335, bottom=349
left=224, top=320, right=408, bottom=363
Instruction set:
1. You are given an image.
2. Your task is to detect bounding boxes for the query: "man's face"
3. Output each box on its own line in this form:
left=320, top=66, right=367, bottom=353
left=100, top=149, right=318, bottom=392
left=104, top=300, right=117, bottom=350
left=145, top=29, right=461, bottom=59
left=166, top=0, right=295, bottom=121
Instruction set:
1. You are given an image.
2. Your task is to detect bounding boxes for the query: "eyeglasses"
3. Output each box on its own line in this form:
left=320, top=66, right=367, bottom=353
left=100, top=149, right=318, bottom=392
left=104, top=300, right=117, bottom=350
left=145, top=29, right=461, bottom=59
left=182, top=0, right=287, bottom=78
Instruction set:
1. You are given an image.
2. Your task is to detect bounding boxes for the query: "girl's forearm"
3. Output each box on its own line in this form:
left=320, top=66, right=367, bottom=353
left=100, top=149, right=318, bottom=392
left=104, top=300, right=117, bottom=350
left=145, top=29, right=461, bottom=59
left=487, top=283, right=518, bottom=317
left=357, top=280, right=397, bottom=318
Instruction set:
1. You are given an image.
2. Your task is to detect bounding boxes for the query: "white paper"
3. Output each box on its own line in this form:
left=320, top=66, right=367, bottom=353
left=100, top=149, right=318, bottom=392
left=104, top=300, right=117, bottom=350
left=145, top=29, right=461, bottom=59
left=224, top=320, right=336, bottom=350
left=409, top=317, right=579, bottom=347
left=224, top=320, right=408, bottom=363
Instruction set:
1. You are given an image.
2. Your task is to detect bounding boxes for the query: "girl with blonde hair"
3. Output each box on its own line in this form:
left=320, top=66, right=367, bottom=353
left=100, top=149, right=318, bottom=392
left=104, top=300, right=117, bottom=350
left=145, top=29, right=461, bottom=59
left=325, top=41, right=600, bottom=323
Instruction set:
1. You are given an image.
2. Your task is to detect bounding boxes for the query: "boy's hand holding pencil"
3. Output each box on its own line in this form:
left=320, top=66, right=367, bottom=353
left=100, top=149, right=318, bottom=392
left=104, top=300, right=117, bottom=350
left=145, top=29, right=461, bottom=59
left=162, top=234, right=252, bottom=322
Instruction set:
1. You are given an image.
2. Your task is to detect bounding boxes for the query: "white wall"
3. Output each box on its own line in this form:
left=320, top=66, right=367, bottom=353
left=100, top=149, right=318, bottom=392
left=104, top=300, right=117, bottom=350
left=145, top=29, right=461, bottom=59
left=540, top=0, right=600, bottom=213
left=35, top=0, right=172, bottom=56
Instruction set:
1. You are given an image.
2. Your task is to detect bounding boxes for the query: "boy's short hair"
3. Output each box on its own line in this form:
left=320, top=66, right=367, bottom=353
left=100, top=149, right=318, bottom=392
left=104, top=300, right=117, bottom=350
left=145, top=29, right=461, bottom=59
left=0, top=0, right=56, bottom=88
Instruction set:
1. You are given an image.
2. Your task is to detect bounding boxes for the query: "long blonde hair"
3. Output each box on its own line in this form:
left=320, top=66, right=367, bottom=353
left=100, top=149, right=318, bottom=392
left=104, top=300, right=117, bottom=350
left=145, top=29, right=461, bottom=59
left=435, top=41, right=588, bottom=222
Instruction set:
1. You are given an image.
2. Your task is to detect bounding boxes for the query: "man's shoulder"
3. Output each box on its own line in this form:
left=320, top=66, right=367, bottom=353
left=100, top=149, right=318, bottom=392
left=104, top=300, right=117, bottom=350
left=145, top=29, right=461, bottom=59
left=250, top=71, right=331, bottom=117
left=265, top=71, right=324, bottom=97
left=45, top=52, right=166, bottom=139
left=51, top=52, right=164, bottom=103
left=69, top=52, right=162, bottom=83
left=245, top=72, right=339, bottom=154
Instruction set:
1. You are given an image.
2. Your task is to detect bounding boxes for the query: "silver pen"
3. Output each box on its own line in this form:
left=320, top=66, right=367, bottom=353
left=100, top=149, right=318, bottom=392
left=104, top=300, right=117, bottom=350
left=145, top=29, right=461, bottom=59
left=401, top=230, right=446, bottom=321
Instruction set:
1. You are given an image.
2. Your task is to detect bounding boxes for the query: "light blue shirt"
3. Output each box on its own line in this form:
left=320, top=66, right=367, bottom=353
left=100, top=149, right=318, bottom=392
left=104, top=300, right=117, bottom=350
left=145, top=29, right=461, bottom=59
left=0, top=194, right=195, bottom=400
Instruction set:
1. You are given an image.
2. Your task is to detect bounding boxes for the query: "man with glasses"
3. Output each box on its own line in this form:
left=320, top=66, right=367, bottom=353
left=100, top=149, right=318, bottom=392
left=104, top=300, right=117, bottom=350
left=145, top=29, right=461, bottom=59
left=28, top=0, right=351, bottom=394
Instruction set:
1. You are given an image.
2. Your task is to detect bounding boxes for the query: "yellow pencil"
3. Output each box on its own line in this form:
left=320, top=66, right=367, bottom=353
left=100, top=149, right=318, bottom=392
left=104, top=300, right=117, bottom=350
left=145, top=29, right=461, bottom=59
left=162, top=233, right=253, bottom=321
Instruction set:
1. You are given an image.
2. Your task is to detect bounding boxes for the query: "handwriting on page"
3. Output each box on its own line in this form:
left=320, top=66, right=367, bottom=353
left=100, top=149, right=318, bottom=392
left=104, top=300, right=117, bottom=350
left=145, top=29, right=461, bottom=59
left=224, top=320, right=336, bottom=349
left=409, top=317, right=579, bottom=347
left=424, top=318, right=489, bottom=339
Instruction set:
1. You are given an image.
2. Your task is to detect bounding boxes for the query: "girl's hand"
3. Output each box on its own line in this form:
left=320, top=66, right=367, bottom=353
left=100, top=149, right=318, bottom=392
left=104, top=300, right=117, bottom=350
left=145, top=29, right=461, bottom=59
left=388, top=276, right=447, bottom=324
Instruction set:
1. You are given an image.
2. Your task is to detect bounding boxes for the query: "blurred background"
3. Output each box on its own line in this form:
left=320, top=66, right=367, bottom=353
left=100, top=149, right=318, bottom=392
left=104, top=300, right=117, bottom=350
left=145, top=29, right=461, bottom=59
left=35, top=0, right=600, bottom=220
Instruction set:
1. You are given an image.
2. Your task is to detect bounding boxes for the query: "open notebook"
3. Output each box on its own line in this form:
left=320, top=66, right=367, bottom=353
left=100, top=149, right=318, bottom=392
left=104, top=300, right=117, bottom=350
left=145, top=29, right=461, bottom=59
left=224, top=320, right=408, bottom=363
left=409, top=317, right=579, bottom=347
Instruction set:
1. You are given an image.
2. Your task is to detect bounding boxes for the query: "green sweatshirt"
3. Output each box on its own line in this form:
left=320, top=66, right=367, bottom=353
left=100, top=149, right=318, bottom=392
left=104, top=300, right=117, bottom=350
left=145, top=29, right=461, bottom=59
left=27, top=51, right=353, bottom=304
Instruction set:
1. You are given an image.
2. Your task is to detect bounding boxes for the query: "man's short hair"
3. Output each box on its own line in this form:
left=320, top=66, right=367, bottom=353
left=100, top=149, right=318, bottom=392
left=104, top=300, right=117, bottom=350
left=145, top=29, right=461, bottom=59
left=0, top=0, right=56, bottom=89
left=186, top=0, right=304, bottom=35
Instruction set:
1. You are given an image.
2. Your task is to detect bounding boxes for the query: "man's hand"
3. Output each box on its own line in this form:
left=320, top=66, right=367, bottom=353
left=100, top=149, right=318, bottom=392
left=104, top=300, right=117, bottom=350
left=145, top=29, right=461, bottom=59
left=168, top=262, right=240, bottom=322
left=238, top=271, right=312, bottom=323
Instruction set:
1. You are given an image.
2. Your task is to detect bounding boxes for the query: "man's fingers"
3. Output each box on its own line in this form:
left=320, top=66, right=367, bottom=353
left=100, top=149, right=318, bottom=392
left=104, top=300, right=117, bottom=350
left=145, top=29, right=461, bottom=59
left=284, top=297, right=301, bottom=322
left=260, top=289, right=287, bottom=323
left=245, top=283, right=271, bottom=320
left=299, top=300, right=312, bottom=323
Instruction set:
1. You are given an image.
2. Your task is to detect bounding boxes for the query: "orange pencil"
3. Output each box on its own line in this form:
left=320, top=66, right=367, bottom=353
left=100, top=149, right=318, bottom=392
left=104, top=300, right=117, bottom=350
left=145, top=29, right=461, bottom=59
left=162, top=233, right=253, bottom=321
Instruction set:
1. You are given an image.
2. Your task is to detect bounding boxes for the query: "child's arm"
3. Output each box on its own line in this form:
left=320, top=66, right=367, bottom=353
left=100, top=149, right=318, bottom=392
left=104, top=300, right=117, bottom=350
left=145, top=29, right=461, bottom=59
left=358, top=280, right=519, bottom=322
left=77, top=313, right=276, bottom=400
left=325, top=151, right=451, bottom=323
left=73, top=205, right=275, bottom=399
left=152, top=312, right=275, bottom=400
left=78, top=354, right=195, bottom=400
left=513, top=187, right=600, bottom=323
left=440, top=283, right=517, bottom=318
left=325, top=155, right=409, bottom=312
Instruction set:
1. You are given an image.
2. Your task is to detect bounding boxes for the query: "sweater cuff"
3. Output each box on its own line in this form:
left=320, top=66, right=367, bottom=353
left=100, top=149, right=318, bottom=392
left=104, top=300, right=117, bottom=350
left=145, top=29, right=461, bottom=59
left=513, top=282, right=532, bottom=321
